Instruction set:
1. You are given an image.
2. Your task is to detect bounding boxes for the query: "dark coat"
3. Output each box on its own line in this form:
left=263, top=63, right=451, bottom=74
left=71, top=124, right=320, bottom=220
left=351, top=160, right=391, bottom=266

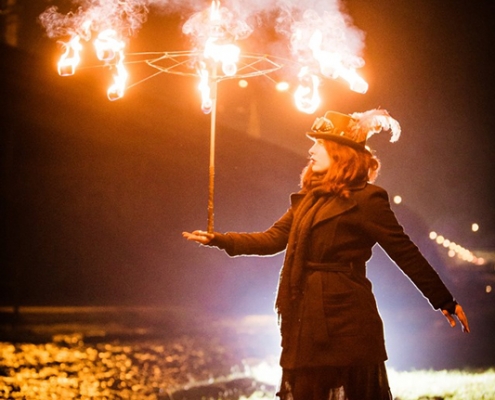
left=210, top=183, right=455, bottom=369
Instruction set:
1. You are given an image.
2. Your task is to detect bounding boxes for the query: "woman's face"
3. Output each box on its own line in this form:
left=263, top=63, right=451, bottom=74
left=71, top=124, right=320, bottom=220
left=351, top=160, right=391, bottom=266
left=309, top=139, right=331, bottom=173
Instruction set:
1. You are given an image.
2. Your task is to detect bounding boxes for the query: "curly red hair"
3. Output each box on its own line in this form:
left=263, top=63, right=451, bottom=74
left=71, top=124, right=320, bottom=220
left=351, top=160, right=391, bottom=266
left=301, top=140, right=381, bottom=198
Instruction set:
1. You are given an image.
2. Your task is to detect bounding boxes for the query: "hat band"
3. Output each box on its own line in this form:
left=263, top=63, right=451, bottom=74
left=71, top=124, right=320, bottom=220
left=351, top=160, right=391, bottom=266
left=306, top=131, right=366, bottom=151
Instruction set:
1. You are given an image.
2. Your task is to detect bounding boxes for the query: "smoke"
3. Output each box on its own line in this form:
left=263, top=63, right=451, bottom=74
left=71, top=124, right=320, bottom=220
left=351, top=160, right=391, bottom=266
left=288, top=8, right=365, bottom=69
left=39, top=0, right=365, bottom=75
left=182, top=4, right=253, bottom=45
left=39, top=0, right=149, bottom=40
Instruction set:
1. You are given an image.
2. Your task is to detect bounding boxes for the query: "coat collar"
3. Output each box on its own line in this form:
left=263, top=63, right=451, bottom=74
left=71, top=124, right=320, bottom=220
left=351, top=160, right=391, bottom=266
left=290, top=181, right=366, bottom=225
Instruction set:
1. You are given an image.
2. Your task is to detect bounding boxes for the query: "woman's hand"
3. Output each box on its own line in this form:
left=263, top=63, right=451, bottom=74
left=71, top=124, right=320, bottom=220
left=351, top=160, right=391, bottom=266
left=442, top=304, right=470, bottom=333
left=182, top=230, right=214, bottom=245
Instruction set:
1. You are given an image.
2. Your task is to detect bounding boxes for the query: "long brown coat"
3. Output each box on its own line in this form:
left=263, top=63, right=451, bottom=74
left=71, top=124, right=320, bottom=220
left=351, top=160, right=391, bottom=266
left=210, top=183, right=455, bottom=369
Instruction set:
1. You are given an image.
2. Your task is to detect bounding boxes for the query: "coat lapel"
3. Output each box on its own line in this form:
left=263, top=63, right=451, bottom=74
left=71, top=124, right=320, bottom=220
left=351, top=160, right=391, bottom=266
left=312, top=195, right=356, bottom=227
left=290, top=191, right=357, bottom=227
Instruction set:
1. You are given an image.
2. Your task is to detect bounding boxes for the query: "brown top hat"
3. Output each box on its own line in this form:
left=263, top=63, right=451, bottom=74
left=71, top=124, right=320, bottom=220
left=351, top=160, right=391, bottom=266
left=307, top=109, right=401, bottom=150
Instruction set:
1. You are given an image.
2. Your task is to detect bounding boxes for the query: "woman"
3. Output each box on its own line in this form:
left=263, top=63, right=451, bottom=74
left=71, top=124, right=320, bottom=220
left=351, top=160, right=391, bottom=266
left=183, top=109, right=470, bottom=400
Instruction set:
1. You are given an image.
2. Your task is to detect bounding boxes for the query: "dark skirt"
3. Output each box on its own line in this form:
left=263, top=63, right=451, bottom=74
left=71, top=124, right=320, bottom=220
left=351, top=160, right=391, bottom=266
left=276, top=363, right=392, bottom=400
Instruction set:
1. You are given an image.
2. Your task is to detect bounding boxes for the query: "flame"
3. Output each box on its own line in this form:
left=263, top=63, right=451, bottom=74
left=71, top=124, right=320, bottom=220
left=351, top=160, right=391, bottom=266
left=210, top=0, right=221, bottom=22
left=181, top=0, right=251, bottom=109
left=192, top=0, right=241, bottom=112
left=294, top=67, right=321, bottom=114
left=94, top=29, right=124, bottom=62
left=56, top=26, right=128, bottom=100
left=198, top=61, right=212, bottom=114
left=107, top=51, right=128, bottom=101
left=57, top=35, right=83, bottom=76
left=202, top=1, right=240, bottom=77
left=93, top=29, right=127, bottom=100
left=309, top=29, right=368, bottom=94
left=337, top=67, right=368, bottom=94
left=204, top=38, right=240, bottom=77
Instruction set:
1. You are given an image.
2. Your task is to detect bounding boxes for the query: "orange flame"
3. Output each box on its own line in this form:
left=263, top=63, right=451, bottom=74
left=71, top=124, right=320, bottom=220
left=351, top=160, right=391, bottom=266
left=204, top=37, right=240, bottom=77
left=337, top=68, right=368, bottom=94
left=198, top=61, right=213, bottom=113
left=202, top=0, right=240, bottom=76
left=57, top=35, right=82, bottom=76
left=294, top=67, right=321, bottom=114
left=309, top=29, right=368, bottom=94
left=194, top=0, right=241, bottom=112
left=92, top=29, right=127, bottom=100
left=107, top=52, right=128, bottom=101
left=94, top=29, right=124, bottom=62
left=210, top=0, right=221, bottom=21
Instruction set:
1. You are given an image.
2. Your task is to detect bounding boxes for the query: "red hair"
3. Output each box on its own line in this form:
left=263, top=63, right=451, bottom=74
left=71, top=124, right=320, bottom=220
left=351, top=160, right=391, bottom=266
left=301, top=140, right=381, bottom=198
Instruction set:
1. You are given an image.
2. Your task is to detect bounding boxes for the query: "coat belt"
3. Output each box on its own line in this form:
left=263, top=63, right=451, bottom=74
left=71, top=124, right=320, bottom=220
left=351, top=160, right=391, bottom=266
left=305, top=261, right=354, bottom=272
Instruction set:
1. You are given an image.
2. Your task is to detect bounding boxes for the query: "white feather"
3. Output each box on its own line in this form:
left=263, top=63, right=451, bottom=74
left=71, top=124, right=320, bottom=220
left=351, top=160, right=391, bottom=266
left=350, top=109, right=401, bottom=143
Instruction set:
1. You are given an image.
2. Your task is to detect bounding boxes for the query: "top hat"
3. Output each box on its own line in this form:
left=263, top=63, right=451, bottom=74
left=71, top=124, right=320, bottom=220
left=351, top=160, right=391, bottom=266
left=307, top=109, right=401, bottom=150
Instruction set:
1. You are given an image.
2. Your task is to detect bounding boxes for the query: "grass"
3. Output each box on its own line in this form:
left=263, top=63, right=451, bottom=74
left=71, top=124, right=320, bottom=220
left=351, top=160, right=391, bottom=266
left=245, top=361, right=495, bottom=400
left=388, top=368, right=495, bottom=400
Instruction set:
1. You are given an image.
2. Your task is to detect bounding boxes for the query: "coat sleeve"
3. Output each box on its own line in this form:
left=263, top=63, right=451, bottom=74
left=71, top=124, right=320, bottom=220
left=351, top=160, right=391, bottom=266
left=207, top=208, right=293, bottom=257
left=360, top=186, right=456, bottom=311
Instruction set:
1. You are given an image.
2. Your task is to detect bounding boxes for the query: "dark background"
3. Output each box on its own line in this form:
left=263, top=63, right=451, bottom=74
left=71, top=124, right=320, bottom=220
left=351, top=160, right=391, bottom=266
left=1, top=0, right=494, bottom=370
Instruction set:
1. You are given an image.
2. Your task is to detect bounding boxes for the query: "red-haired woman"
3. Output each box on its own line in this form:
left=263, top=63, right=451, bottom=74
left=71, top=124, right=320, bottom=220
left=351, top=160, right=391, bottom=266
left=183, top=109, right=470, bottom=400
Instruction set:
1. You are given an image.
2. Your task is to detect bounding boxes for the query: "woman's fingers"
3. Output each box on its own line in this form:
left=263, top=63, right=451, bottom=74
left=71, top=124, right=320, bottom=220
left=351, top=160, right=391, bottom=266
left=182, top=230, right=214, bottom=244
left=455, top=305, right=471, bottom=333
left=442, top=309, right=456, bottom=328
left=441, top=305, right=470, bottom=333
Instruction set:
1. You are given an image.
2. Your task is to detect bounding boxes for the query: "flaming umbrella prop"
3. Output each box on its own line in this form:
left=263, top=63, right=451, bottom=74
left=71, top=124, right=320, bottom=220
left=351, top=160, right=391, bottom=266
left=39, top=0, right=369, bottom=232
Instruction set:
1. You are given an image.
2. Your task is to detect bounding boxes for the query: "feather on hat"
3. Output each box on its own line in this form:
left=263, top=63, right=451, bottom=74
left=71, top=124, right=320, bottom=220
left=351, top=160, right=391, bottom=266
left=307, top=108, right=401, bottom=150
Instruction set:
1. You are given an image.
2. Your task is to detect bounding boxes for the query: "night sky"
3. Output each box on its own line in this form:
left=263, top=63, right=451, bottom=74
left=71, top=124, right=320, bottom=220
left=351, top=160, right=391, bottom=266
left=1, top=0, right=494, bottom=370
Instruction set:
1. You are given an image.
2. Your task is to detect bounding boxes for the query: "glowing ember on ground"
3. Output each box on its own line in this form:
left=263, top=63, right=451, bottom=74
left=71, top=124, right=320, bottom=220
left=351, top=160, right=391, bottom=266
left=0, top=336, right=274, bottom=399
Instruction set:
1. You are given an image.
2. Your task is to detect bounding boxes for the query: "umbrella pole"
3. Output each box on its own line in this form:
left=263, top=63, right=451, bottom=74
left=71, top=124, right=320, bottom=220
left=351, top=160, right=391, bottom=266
left=207, top=67, right=218, bottom=233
